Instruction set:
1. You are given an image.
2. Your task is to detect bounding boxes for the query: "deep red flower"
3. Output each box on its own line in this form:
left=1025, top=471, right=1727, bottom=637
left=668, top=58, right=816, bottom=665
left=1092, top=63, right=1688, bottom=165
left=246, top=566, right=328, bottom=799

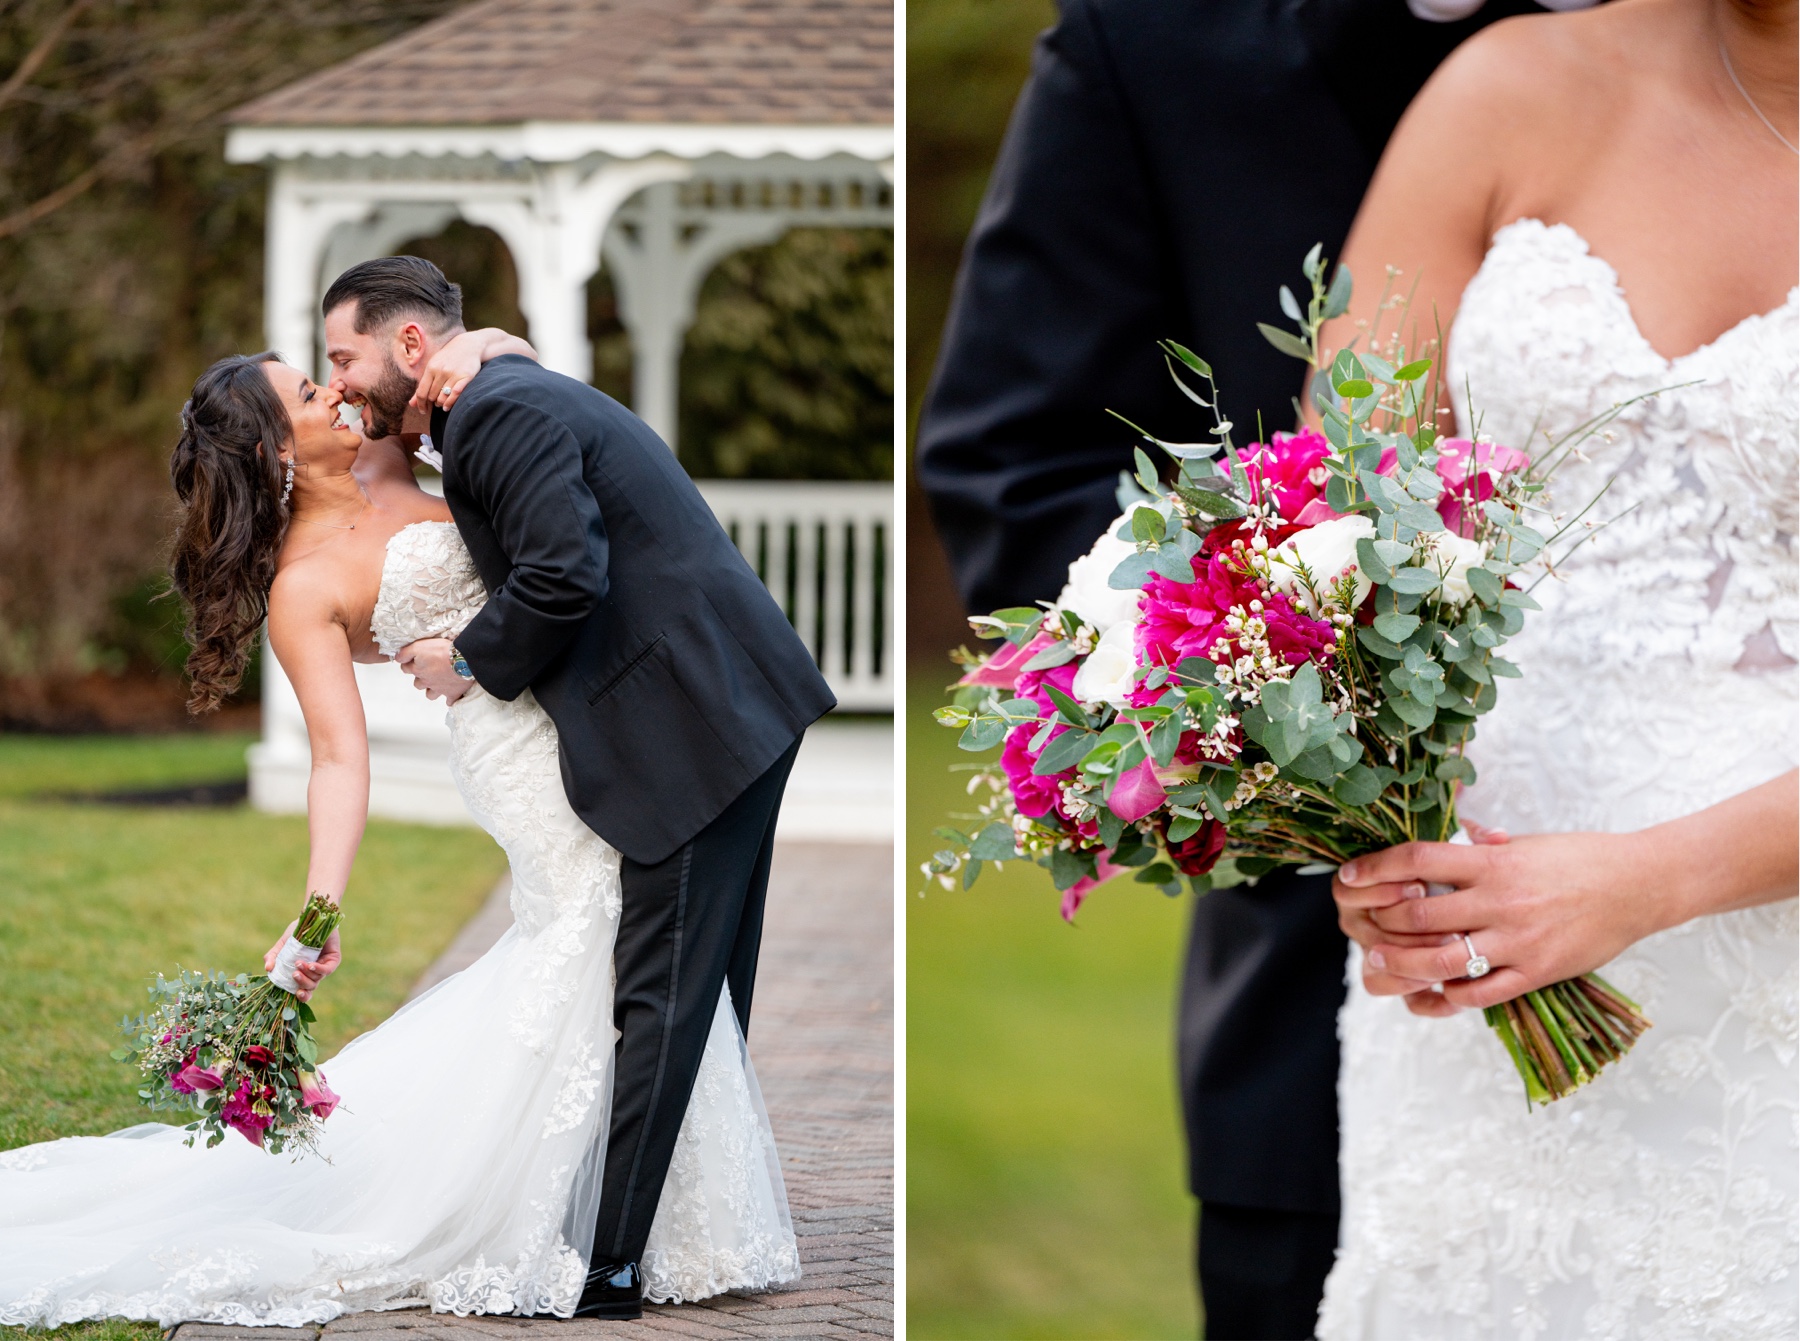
left=1160, top=815, right=1227, bottom=877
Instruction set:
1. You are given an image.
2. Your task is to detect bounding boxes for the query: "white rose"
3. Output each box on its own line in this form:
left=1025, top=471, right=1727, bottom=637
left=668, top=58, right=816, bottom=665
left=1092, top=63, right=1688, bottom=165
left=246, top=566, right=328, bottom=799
left=1427, top=531, right=1488, bottom=604
left=1055, top=505, right=1156, bottom=635
left=1269, top=515, right=1376, bottom=613
left=1071, top=620, right=1140, bottom=709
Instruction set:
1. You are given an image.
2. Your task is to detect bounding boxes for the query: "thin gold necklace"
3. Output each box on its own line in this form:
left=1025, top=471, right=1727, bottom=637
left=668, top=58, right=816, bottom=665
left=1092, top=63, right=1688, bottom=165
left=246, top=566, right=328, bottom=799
left=293, top=492, right=371, bottom=532
left=1720, top=39, right=1800, bottom=157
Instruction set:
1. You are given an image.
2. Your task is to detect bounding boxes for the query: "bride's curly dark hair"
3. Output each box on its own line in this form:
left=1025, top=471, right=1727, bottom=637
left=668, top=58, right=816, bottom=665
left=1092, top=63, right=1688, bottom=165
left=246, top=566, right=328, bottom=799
left=168, top=352, right=293, bottom=714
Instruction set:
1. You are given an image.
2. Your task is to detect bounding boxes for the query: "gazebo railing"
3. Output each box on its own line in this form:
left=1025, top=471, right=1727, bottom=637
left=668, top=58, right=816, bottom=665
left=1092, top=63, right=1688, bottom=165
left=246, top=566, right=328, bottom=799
left=695, top=480, right=892, bottom=712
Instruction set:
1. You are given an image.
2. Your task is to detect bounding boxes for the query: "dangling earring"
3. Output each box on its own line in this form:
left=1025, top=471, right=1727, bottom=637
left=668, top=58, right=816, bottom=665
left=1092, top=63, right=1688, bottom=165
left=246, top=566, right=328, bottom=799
left=281, top=456, right=295, bottom=506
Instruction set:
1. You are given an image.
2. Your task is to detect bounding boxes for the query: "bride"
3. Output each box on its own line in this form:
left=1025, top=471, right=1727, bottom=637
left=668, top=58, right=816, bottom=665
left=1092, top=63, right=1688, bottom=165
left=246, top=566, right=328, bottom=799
left=0, top=332, right=800, bottom=1323
left=1316, top=0, right=1796, bottom=1336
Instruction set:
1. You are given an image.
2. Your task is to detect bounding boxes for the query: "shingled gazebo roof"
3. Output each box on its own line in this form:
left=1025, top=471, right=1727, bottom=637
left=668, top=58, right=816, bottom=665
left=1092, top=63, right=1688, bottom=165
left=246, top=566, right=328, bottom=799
left=231, top=0, right=892, bottom=128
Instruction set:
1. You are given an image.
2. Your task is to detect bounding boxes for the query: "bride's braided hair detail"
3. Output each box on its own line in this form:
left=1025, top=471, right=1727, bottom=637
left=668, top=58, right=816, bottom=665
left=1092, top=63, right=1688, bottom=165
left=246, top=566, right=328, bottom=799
left=168, top=352, right=292, bottom=714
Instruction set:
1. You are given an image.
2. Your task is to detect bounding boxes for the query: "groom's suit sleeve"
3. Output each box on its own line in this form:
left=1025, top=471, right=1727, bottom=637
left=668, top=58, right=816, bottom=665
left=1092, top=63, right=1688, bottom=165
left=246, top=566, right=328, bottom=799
left=915, top=0, right=1176, bottom=616
left=447, top=395, right=607, bottom=702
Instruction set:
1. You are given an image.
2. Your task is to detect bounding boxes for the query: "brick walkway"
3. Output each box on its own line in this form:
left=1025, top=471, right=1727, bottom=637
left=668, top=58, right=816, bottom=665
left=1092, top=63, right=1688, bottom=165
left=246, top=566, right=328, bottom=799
left=173, top=841, right=893, bottom=1341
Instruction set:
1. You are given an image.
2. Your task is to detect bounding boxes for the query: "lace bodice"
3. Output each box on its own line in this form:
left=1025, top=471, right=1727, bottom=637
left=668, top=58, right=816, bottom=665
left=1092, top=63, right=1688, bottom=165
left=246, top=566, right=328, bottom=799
left=371, top=521, right=487, bottom=659
left=1320, top=220, right=1799, bottom=1340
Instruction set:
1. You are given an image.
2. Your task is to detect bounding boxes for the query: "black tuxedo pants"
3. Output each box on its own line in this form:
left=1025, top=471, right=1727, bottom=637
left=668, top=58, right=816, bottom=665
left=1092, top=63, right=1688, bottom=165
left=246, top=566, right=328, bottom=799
left=589, top=736, right=801, bottom=1265
left=1198, top=1202, right=1338, bottom=1340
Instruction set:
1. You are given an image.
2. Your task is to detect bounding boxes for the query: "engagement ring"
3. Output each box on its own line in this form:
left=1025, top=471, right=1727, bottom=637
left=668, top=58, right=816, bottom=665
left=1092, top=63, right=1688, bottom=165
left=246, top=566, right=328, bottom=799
left=1462, top=934, right=1491, bottom=980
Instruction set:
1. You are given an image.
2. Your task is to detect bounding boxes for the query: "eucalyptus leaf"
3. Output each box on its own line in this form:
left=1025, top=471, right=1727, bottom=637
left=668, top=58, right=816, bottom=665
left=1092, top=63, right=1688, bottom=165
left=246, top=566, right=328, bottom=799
left=1050, top=847, right=1095, bottom=891
left=1489, top=656, right=1522, bottom=678
left=1396, top=501, right=1446, bottom=533
left=958, top=717, right=1008, bottom=752
left=1133, top=446, right=1162, bottom=497
left=1356, top=625, right=1404, bottom=659
left=1466, top=566, right=1504, bottom=605
left=1332, top=764, right=1384, bottom=807
left=1288, top=745, right=1341, bottom=782
left=1393, top=358, right=1431, bottom=381
left=970, top=822, right=1020, bottom=861
left=1022, top=640, right=1078, bottom=671
left=1324, top=262, right=1353, bottom=319
left=1372, top=610, right=1421, bottom=641
left=1108, top=549, right=1158, bottom=591
left=1390, top=694, right=1436, bottom=730
left=1032, top=727, right=1095, bottom=775
left=1279, top=284, right=1303, bottom=324
left=1355, top=537, right=1393, bottom=582
left=1258, top=322, right=1313, bottom=362
left=1151, top=546, right=1200, bottom=581
left=1387, top=566, right=1441, bottom=596
left=1372, top=537, right=1412, bottom=568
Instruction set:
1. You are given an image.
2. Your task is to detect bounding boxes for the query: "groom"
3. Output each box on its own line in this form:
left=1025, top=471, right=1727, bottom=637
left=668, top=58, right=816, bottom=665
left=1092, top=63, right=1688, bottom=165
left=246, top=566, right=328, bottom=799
left=320, top=256, right=836, bottom=1319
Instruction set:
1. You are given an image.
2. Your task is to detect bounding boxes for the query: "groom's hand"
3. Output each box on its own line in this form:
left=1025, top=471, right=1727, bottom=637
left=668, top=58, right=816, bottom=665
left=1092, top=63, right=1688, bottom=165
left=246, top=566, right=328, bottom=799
left=397, top=637, right=473, bottom=703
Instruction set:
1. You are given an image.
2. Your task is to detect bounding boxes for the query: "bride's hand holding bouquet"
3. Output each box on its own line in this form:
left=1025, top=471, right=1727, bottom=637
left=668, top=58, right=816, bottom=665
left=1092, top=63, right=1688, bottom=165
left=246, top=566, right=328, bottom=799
left=1338, top=772, right=1800, bottom=1016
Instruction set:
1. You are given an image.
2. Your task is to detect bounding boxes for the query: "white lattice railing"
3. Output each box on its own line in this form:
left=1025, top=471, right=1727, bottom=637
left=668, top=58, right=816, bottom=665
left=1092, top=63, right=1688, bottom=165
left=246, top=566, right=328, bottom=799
left=695, top=480, right=893, bottom=712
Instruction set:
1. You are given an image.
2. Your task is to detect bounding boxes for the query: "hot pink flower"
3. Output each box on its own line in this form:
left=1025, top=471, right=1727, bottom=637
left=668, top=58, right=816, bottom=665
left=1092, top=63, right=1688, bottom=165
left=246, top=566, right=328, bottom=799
left=999, top=661, right=1081, bottom=819
left=1230, top=428, right=1331, bottom=522
left=1137, top=551, right=1336, bottom=676
left=300, top=1070, right=340, bottom=1119
left=220, top=1081, right=273, bottom=1147
left=241, top=1045, right=274, bottom=1068
left=1377, top=437, right=1530, bottom=537
left=959, top=631, right=1054, bottom=690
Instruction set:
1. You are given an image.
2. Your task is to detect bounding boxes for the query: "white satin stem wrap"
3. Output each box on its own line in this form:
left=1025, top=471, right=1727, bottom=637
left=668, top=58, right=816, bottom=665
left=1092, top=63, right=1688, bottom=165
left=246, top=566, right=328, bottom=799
left=268, top=937, right=323, bottom=993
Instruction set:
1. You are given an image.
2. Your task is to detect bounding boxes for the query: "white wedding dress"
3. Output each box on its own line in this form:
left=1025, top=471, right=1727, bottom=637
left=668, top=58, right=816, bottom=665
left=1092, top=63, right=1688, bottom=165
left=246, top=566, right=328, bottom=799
left=0, top=520, right=800, bottom=1326
left=1319, top=220, right=1799, bottom=1339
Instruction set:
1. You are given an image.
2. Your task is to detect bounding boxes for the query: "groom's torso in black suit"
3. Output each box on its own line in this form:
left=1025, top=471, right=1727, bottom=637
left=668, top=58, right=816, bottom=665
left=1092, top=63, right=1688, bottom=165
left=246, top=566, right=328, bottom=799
left=433, top=356, right=836, bottom=866
left=918, top=0, right=1540, bottom=1220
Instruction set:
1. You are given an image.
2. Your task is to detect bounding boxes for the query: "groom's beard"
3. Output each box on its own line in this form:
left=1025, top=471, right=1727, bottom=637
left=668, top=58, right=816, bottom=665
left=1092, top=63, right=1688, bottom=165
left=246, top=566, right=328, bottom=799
left=361, top=357, right=420, bottom=439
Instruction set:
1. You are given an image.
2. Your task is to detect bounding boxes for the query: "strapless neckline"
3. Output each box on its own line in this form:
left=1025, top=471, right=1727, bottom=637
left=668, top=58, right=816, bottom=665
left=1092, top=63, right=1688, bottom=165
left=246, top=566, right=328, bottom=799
left=1474, top=218, right=1799, bottom=370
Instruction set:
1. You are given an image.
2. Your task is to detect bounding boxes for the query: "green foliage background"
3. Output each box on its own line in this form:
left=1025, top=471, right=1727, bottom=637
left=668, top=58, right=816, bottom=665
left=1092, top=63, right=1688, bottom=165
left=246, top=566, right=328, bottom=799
left=0, top=1, right=891, bottom=696
left=906, top=2, right=1205, bottom=1336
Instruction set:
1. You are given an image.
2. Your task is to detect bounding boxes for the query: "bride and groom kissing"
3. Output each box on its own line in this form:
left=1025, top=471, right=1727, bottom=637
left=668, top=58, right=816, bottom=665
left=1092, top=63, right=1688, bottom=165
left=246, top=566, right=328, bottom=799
left=0, top=255, right=837, bottom=1321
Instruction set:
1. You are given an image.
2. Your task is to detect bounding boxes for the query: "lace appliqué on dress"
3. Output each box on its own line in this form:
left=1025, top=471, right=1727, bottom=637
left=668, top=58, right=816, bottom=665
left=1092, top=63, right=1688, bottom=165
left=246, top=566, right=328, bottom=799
left=1318, top=220, right=1800, bottom=1341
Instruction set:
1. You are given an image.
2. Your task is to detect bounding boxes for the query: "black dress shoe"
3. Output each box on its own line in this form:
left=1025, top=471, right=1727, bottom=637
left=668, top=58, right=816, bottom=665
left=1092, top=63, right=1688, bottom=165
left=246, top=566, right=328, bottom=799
left=574, top=1259, right=642, bottom=1320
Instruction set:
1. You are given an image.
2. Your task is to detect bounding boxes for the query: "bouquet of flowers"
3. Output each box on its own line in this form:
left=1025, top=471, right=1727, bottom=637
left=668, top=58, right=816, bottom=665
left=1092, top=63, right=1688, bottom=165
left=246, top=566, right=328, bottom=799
left=113, top=893, right=344, bottom=1155
left=928, top=247, right=1650, bottom=1106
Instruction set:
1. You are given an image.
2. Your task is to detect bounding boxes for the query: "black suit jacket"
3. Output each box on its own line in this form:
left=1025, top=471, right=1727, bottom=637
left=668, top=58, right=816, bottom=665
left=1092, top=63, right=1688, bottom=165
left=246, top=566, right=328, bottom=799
left=917, top=0, right=1537, bottom=1214
left=435, top=357, right=836, bottom=866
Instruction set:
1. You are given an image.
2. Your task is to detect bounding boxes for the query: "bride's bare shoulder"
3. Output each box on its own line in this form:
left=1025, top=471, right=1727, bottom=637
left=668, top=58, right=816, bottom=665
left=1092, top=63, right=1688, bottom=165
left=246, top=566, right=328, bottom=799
left=1401, top=8, right=1622, bottom=155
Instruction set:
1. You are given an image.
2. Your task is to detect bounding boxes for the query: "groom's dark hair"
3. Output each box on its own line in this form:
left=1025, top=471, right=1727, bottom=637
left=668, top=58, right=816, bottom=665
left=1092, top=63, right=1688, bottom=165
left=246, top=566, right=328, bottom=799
left=322, top=255, right=464, bottom=335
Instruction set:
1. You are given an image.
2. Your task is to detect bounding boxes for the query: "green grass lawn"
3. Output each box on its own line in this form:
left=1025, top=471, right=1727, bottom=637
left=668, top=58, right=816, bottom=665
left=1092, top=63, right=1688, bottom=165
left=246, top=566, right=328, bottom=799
left=0, top=730, right=507, bottom=1155
left=907, top=676, right=1201, bottom=1340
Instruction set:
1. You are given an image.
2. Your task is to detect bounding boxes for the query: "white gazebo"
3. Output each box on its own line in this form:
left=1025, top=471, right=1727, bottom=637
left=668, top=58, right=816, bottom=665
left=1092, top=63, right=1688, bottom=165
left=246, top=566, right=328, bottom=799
left=226, top=0, right=894, bottom=839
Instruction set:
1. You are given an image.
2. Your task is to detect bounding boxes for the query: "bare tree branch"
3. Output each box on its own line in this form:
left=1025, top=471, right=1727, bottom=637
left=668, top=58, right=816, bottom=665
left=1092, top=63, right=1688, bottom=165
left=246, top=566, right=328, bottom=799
left=0, top=0, right=92, bottom=119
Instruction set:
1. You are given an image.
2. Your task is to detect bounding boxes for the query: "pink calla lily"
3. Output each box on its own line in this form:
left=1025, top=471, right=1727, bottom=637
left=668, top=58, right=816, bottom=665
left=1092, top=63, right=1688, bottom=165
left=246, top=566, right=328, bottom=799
left=299, top=1070, right=341, bottom=1119
left=959, top=631, right=1055, bottom=690
left=1107, top=756, right=1168, bottom=823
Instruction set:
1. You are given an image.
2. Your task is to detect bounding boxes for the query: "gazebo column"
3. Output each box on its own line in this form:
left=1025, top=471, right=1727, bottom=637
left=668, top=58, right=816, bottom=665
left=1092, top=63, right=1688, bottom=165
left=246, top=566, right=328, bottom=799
left=462, top=156, right=691, bottom=385
left=603, top=183, right=791, bottom=450
left=263, top=168, right=375, bottom=376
